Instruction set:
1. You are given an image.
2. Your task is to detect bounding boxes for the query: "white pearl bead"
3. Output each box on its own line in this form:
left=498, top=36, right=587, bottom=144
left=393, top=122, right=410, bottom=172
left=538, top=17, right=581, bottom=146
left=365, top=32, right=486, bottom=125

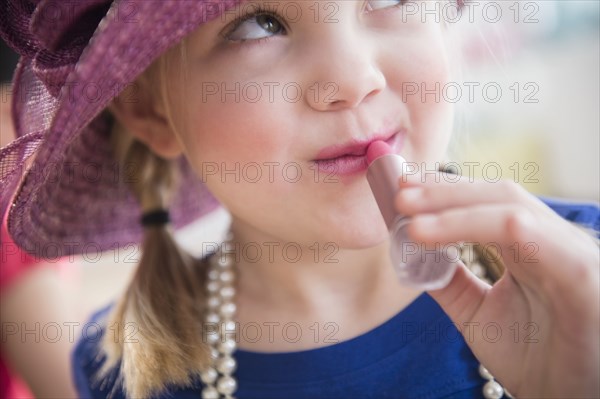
left=219, top=302, right=237, bottom=318
left=483, top=380, right=504, bottom=399
left=470, top=262, right=485, bottom=278
left=207, top=269, right=220, bottom=280
left=200, top=367, right=218, bottom=384
left=205, top=312, right=220, bottom=324
left=207, top=281, right=220, bottom=293
left=207, top=296, right=221, bottom=309
left=219, top=270, right=235, bottom=283
left=479, top=364, right=494, bottom=380
left=222, top=320, right=237, bottom=333
left=205, top=331, right=220, bottom=345
left=216, top=355, right=237, bottom=374
left=220, top=286, right=235, bottom=299
left=216, top=375, right=237, bottom=395
left=218, top=339, right=237, bottom=355
left=210, top=347, right=219, bottom=360
left=201, top=386, right=220, bottom=399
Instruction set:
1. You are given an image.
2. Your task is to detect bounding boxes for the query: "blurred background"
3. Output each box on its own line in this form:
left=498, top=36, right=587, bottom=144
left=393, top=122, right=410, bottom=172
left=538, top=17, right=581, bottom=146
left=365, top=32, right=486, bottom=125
left=0, top=1, right=598, bottom=397
left=452, top=0, right=599, bottom=202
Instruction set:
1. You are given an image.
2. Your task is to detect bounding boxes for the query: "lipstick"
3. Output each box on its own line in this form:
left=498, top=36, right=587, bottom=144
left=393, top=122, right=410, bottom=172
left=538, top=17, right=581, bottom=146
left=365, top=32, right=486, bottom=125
left=313, top=131, right=403, bottom=177
left=366, top=141, right=458, bottom=290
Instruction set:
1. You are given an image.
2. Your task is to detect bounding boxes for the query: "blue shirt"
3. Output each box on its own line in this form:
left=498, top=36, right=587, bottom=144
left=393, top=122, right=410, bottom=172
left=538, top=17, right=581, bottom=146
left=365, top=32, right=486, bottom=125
left=72, top=198, right=599, bottom=399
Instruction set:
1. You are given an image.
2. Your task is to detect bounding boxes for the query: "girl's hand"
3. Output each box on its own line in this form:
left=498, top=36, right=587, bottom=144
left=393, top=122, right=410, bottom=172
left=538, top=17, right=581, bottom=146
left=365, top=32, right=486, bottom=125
left=395, top=173, right=600, bottom=398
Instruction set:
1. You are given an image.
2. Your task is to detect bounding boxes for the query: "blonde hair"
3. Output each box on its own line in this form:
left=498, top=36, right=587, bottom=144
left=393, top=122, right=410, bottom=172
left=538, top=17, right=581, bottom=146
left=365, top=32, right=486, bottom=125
left=98, top=42, right=215, bottom=399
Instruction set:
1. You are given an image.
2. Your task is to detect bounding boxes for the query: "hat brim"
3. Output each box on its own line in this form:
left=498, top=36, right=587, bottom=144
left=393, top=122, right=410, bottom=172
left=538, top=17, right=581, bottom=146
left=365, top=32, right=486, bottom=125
left=2, top=0, right=241, bottom=257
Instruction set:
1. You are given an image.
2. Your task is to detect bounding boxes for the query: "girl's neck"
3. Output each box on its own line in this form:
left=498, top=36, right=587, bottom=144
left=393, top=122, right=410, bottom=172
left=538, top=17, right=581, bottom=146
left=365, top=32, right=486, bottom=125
left=226, top=218, right=423, bottom=352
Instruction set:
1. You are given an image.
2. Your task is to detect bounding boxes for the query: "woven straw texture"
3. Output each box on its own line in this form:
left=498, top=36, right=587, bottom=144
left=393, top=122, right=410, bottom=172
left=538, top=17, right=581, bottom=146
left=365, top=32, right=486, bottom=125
left=0, top=0, right=242, bottom=257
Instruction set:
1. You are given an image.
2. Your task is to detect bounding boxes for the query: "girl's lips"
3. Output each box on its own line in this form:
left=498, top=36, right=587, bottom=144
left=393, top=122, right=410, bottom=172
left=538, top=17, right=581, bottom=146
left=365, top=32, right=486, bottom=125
left=313, top=132, right=404, bottom=178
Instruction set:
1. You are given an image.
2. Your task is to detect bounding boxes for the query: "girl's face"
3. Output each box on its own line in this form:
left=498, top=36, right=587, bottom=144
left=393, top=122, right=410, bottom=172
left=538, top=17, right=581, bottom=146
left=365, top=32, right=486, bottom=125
left=165, top=0, right=454, bottom=248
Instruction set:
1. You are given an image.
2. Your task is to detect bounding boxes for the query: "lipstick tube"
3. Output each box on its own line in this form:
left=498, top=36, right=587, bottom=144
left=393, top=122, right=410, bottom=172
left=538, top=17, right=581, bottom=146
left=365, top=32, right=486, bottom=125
left=366, top=143, right=458, bottom=290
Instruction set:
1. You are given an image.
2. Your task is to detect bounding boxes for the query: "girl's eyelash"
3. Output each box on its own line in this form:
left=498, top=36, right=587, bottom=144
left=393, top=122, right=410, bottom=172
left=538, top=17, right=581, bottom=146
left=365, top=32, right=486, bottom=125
left=367, top=0, right=410, bottom=12
left=220, top=1, right=409, bottom=43
left=220, top=5, right=284, bottom=41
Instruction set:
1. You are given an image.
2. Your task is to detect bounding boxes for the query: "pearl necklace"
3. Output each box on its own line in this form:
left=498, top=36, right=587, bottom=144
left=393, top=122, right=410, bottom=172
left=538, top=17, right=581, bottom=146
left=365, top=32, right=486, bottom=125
left=200, top=242, right=238, bottom=399
left=199, top=241, right=508, bottom=399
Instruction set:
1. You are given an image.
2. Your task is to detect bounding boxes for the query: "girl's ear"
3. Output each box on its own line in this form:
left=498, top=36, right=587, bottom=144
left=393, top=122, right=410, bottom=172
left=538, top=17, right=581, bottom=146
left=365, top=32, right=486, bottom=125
left=108, top=82, right=183, bottom=160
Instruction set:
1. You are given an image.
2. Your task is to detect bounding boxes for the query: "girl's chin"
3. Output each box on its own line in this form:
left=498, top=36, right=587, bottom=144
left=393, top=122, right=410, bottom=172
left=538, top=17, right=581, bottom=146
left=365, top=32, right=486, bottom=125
left=320, top=220, right=390, bottom=250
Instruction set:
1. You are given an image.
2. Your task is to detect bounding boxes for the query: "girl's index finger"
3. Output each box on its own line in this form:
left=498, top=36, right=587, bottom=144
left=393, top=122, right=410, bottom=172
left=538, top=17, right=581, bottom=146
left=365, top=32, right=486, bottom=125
left=398, top=167, right=468, bottom=188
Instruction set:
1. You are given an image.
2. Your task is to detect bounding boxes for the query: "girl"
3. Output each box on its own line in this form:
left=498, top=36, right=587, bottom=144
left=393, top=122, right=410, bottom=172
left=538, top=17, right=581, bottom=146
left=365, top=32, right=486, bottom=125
left=0, top=1, right=598, bottom=398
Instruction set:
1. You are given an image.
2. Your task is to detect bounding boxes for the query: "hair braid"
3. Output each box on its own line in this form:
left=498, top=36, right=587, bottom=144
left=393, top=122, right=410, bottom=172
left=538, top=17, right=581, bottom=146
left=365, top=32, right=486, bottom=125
left=98, top=120, right=212, bottom=398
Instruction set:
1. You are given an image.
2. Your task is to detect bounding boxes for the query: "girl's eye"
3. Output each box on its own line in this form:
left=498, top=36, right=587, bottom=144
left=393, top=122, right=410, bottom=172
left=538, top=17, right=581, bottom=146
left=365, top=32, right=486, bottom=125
left=365, top=0, right=407, bottom=12
left=226, top=11, right=285, bottom=42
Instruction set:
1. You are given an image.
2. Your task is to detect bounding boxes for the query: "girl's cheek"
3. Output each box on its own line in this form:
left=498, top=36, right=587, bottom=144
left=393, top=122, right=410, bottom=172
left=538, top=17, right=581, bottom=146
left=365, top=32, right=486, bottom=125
left=385, top=39, right=453, bottom=161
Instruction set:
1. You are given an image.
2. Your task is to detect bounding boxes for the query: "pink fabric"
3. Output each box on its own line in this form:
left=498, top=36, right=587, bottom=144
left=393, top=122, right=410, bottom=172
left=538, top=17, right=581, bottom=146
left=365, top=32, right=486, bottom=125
left=1, top=218, right=37, bottom=398
left=1, top=359, right=33, bottom=399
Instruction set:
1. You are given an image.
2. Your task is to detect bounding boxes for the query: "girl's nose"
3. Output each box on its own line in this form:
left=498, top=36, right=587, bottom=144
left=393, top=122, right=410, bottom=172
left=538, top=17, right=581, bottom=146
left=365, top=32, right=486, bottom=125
left=305, top=38, right=386, bottom=112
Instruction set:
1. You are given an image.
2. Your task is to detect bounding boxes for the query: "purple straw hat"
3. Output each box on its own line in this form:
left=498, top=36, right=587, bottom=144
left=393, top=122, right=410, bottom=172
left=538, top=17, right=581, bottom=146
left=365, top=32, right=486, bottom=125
left=0, top=0, right=241, bottom=257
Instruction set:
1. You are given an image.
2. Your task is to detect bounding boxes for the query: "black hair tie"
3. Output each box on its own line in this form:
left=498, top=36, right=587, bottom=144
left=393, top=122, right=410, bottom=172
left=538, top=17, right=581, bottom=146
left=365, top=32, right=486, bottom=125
left=141, top=209, right=170, bottom=227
